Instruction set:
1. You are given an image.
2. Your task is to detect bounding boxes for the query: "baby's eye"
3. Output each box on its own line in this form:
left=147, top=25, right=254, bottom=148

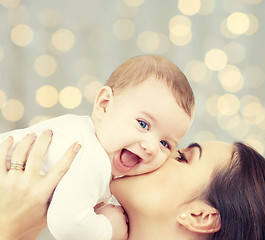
left=160, top=140, right=170, bottom=149
left=137, top=120, right=149, bottom=130
left=177, top=150, right=188, bottom=163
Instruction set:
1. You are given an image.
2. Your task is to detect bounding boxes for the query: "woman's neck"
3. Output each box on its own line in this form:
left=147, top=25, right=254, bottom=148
left=127, top=215, right=178, bottom=240
left=127, top=214, right=204, bottom=240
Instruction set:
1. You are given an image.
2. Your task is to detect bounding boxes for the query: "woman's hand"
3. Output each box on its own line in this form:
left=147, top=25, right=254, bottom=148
left=0, top=130, right=81, bottom=240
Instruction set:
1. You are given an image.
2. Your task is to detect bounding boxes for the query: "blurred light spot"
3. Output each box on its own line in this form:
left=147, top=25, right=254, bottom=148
left=84, top=81, right=103, bottom=103
left=178, top=0, right=201, bottom=16
left=218, top=65, right=244, bottom=92
left=244, top=14, right=259, bottom=35
left=51, top=28, right=75, bottom=52
left=199, top=0, right=215, bottom=15
left=259, top=119, right=265, bottom=130
left=7, top=5, right=29, bottom=25
left=123, top=0, right=144, bottom=7
left=228, top=119, right=250, bottom=139
left=240, top=96, right=263, bottom=123
left=206, top=95, right=220, bottom=117
left=205, top=48, right=227, bottom=71
left=0, top=89, right=7, bottom=109
left=0, top=0, right=20, bottom=8
left=29, top=115, right=53, bottom=126
left=74, top=59, right=97, bottom=77
left=224, top=42, right=245, bottom=64
left=78, top=75, right=98, bottom=90
left=241, top=102, right=265, bottom=125
left=243, top=0, right=262, bottom=4
left=243, top=66, right=265, bottom=88
left=217, top=114, right=241, bottom=130
left=1, top=99, right=24, bottom=122
left=170, top=24, right=191, bottom=38
left=59, top=86, right=82, bottom=109
left=220, top=19, right=238, bottom=39
left=226, top=12, right=250, bottom=35
left=184, top=60, right=211, bottom=83
left=0, top=46, right=3, bottom=62
left=217, top=94, right=240, bottom=116
left=112, top=18, right=135, bottom=40
left=40, top=8, right=61, bottom=28
left=116, top=1, right=138, bottom=18
left=34, top=55, right=57, bottom=77
left=169, top=15, right=191, bottom=29
left=194, top=131, right=216, bottom=142
left=240, top=95, right=260, bottom=106
left=169, top=29, right=192, bottom=46
left=36, top=85, right=58, bottom=108
left=11, top=24, right=34, bottom=47
left=169, top=15, right=192, bottom=46
left=244, top=136, right=264, bottom=155
left=137, top=31, right=160, bottom=53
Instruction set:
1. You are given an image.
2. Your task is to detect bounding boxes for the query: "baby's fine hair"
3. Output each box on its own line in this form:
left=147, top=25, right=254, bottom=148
left=105, top=55, right=195, bottom=118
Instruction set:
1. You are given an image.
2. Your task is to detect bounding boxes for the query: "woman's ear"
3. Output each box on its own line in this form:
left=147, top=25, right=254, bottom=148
left=176, top=201, right=221, bottom=234
left=92, top=86, right=114, bottom=121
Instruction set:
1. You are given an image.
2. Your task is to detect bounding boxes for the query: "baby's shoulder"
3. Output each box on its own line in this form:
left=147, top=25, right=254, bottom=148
left=29, top=114, right=93, bottom=136
left=50, top=114, right=93, bottom=132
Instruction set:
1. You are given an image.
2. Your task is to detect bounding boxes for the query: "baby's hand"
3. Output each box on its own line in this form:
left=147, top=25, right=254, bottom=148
left=95, top=204, right=128, bottom=240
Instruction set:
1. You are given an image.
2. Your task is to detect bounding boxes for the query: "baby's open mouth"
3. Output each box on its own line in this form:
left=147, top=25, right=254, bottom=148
left=120, top=149, right=141, bottom=168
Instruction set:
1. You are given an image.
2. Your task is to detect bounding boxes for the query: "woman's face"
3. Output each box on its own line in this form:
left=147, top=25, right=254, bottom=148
left=110, top=141, right=234, bottom=218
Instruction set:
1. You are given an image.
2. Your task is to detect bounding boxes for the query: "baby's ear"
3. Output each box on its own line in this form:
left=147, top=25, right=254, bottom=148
left=176, top=201, right=221, bottom=234
left=93, top=86, right=114, bottom=120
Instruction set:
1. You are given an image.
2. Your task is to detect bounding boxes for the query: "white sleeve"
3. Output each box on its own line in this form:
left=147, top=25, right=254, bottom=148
left=47, top=118, right=113, bottom=240
left=47, top=147, right=113, bottom=240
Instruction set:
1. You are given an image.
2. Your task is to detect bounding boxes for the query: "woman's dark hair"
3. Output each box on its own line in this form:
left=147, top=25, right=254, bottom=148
left=205, top=142, right=265, bottom=240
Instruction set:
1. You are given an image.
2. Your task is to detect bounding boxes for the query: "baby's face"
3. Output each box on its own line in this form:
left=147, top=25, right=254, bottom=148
left=96, top=76, right=192, bottom=177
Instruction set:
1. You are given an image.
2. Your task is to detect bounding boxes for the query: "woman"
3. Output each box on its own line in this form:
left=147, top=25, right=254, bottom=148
left=0, top=131, right=81, bottom=240
left=111, top=141, right=265, bottom=240
left=1, top=135, right=265, bottom=240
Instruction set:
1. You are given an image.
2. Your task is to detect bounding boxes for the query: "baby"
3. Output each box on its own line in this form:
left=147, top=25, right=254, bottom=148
left=0, top=55, right=194, bottom=240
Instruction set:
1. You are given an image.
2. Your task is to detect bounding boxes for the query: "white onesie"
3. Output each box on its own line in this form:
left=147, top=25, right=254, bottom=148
left=0, top=114, right=113, bottom=240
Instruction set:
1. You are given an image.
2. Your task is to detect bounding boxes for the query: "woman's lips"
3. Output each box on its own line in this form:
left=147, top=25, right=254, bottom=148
left=114, top=149, right=141, bottom=173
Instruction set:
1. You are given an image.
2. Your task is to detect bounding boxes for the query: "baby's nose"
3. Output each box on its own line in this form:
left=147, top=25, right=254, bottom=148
left=140, top=140, right=157, bottom=156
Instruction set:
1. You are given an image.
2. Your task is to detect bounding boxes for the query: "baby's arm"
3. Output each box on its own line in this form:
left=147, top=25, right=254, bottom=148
left=95, top=204, right=128, bottom=240
left=47, top=155, right=113, bottom=239
left=47, top=130, right=115, bottom=240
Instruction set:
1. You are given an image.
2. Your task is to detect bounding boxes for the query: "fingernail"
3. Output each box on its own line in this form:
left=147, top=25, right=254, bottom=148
left=6, top=136, right=13, bottom=142
left=73, top=143, right=81, bottom=153
left=44, top=129, right=53, bottom=137
left=28, top=132, right=36, bottom=138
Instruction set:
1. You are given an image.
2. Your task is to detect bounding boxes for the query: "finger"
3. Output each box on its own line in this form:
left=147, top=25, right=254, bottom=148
left=42, top=142, right=81, bottom=196
left=0, top=136, right=14, bottom=175
left=25, top=130, right=53, bottom=174
left=9, top=133, right=36, bottom=175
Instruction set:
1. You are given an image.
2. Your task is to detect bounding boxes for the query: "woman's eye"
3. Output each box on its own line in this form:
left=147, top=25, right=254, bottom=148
left=177, top=150, right=188, bottom=163
left=137, top=120, right=149, bottom=130
left=160, top=140, right=170, bottom=149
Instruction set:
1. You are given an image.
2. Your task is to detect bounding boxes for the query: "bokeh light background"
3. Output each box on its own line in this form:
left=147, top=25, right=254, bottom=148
left=0, top=0, right=265, bottom=238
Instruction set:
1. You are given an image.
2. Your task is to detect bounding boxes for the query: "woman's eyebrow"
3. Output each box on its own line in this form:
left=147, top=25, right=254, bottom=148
left=187, top=142, right=202, bottom=158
